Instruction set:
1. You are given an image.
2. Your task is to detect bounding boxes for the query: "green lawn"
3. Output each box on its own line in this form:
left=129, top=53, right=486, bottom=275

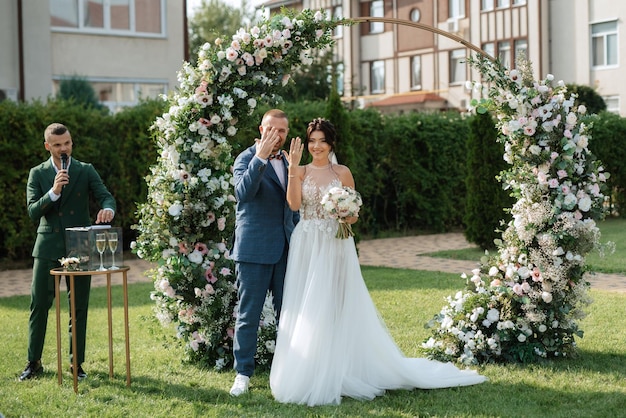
left=1, top=267, right=625, bottom=417
left=425, top=217, right=626, bottom=274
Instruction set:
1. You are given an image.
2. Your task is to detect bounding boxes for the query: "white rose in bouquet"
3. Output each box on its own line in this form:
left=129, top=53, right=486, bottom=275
left=320, top=186, right=363, bottom=239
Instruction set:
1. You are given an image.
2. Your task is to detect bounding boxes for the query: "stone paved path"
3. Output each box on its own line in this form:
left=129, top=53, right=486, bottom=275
left=1, top=232, right=624, bottom=297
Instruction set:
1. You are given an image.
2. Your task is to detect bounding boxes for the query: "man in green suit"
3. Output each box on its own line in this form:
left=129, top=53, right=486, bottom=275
left=19, top=123, right=116, bottom=381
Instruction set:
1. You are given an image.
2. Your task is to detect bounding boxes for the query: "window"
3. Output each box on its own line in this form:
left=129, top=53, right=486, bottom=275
left=498, top=41, right=512, bottom=69
left=482, top=42, right=495, bottom=60
left=481, top=0, right=494, bottom=11
left=449, top=0, right=465, bottom=18
left=54, top=78, right=167, bottom=112
left=333, top=6, right=343, bottom=38
left=497, top=0, right=510, bottom=7
left=514, top=39, right=528, bottom=65
left=449, top=49, right=466, bottom=84
left=335, top=63, right=345, bottom=95
left=410, top=8, right=421, bottom=22
left=592, top=21, right=618, bottom=67
left=50, top=0, right=163, bottom=35
left=513, top=0, right=527, bottom=5
left=370, top=0, right=384, bottom=34
left=370, top=60, right=385, bottom=94
left=604, top=96, right=620, bottom=113
left=411, top=56, right=422, bottom=90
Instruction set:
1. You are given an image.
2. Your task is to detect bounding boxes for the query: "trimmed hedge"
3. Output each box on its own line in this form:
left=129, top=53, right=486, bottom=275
left=2, top=99, right=624, bottom=262
left=464, top=112, right=513, bottom=250
left=587, top=111, right=626, bottom=215
left=0, top=98, right=165, bottom=260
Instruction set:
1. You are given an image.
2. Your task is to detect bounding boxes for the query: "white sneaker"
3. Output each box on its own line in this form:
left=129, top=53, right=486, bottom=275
left=229, top=374, right=250, bottom=396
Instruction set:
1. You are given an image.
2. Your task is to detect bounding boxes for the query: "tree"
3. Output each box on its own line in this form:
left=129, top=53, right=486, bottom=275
left=281, top=54, right=335, bottom=102
left=566, top=84, right=606, bottom=115
left=464, top=111, right=512, bottom=250
left=588, top=111, right=626, bottom=216
left=188, top=0, right=253, bottom=65
left=56, top=76, right=107, bottom=111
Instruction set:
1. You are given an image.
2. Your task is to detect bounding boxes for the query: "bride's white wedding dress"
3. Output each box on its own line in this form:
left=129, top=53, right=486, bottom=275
left=269, top=164, right=486, bottom=406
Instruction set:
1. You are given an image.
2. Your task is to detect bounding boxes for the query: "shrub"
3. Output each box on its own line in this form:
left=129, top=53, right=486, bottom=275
left=464, top=112, right=513, bottom=249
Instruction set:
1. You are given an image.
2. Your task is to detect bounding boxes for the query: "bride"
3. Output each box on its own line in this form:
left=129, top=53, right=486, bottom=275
left=269, top=118, right=487, bottom=406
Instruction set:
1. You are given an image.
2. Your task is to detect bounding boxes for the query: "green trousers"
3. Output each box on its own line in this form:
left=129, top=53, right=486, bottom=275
left=27, top=258, right=91, bottom=365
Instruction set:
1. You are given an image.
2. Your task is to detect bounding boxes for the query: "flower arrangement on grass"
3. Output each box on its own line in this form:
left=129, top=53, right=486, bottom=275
left=132, top=9, right=338, bottom=369
left=423, top=54, right=610, bottom=364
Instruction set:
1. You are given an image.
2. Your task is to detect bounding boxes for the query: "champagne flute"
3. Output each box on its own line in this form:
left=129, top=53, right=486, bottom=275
left=95, top=233, right=107, bottom=271
left=108, top=231, right=119, bottom=270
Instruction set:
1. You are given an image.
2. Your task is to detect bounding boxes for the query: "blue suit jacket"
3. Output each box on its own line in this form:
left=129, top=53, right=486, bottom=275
left=231, top=145, right=299, bottom=265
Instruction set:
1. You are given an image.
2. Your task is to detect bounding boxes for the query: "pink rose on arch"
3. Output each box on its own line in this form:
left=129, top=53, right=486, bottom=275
left=195, top=80, right=208, bottom=94
left=205, top=283, right=215, bottom=295
left=531, top=267, right=543, bottom=282
left=217, top=217, right=226, bottom=231
left=242, top=52, right=254, bottom=66
left=225, top=47, right=238, bottom=62
left=195, top=242, right=209, bottom=254
left=220, top=267, right=232, bottom=276
left=205, top=269, right=217, bottom=284
left=178, top=242, right=189, bottom=254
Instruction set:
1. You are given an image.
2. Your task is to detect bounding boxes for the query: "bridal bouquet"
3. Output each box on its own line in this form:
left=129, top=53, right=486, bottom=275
left=321, top=186, right=363, bottom=239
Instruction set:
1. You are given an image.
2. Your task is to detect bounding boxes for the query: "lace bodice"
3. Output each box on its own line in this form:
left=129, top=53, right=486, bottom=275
left=300, top=164, right=342, bottom=221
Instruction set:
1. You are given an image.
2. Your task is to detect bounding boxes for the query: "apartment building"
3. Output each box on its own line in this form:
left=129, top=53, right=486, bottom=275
left=263, top=0, right=625, bottom=116
left=0, top=0, right=186, bottom=112
left=1, top=1, right=623, bottom=115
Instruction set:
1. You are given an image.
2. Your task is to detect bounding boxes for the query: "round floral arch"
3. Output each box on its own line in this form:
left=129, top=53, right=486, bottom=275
left=133, top=9, right=608, bottom=369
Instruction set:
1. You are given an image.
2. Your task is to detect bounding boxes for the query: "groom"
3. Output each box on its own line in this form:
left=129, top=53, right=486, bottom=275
left=229, top=109, right=299, bottom=396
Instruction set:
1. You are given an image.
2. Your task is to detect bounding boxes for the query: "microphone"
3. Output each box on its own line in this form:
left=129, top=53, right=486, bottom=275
left=61, top=153, right=68, bottom=170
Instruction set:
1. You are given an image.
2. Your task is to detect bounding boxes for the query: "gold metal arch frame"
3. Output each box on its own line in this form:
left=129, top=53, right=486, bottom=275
left=348, top=17, right=496, bottom=62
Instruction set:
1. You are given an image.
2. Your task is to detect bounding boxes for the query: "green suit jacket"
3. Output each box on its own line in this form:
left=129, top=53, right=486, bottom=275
left=26, top=158, right=116, bottom=261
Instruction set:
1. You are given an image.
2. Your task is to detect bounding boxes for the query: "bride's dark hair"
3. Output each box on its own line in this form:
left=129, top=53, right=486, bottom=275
left=305, top=118, right=337, bottom=152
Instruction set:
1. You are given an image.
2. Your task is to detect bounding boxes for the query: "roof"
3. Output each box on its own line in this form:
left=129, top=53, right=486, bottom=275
left=258, top=0, right=301, bottom=8
left=369, top=92, right=447, bottom=108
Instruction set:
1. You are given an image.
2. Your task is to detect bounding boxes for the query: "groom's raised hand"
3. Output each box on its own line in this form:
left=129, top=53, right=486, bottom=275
left=255, top=126, right=282, bottom=160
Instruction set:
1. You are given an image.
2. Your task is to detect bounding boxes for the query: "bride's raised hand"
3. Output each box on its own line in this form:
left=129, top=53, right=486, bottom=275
left=285, top=137, right=304, bottom=167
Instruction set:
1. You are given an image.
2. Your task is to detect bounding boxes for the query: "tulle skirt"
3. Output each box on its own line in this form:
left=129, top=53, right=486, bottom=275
left=269, top=219, right=486, bottom=406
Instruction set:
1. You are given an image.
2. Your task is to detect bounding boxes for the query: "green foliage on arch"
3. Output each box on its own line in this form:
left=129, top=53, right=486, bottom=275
left=133, top=9, right=341, bottom=369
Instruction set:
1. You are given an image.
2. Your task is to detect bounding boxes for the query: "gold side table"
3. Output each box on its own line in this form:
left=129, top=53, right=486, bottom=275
left=51, top=266, right=131, bottom=393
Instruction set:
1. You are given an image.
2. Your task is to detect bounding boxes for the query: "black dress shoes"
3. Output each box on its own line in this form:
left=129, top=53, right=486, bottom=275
left=19, top=360, right=43, bottom=381
left=70, top=364, right=87, bottom=380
